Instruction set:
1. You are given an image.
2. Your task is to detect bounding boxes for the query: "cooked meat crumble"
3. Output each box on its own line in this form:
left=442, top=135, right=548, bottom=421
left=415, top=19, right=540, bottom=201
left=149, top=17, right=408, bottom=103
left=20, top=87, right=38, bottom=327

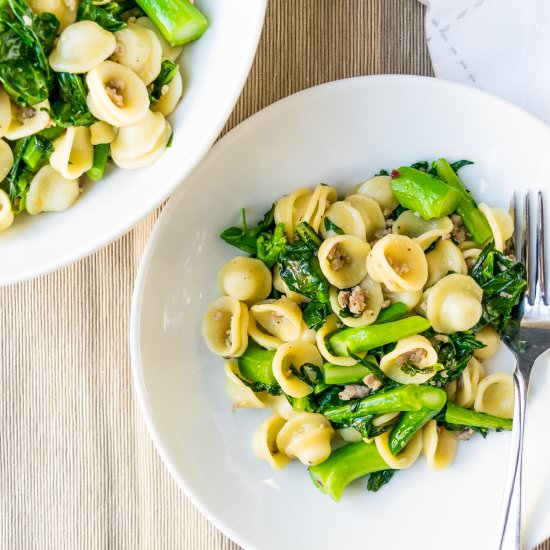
left=327, top=244, right=349, bottom=270
left=105, top=79, right=125, bottom=107
left=337, top=286, right=368, bottom=314
left=338, top=384, right=371, bottom=401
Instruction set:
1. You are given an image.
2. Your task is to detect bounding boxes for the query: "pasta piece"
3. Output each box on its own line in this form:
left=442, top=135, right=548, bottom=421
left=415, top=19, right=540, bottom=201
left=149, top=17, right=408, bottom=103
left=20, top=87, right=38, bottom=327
left=463, top=247, right=482, bottom=270
left=28, top=0, right=77, bottom=30
left=474, top=372, right=514, bottom=418
left=474, top=325, right=500, bottom=360
left=345, top=194, right=385, bottom=240
left=422, top=420, right=458, bottom=470
left=272, top=264, right=308, bottom=304
left=379, top=335, right=439, bottom=384
left=0, top=138, right=14, bottom=182
left=352, top=175, right=398, bottom=214
left=247, top=313, right=282, bottom=350
left=318, top=235, right=370, bottom=289
left=202, top=296, right=248, bottom=357
left=0, top=88, right=11, bottom=138
left=86, top=61, right=150, bottom=127
left=384, top=289, right=423, bottom=311
left=372, top=412, right=400, bottom=427
left=392, top=211, right=453, bottom=250
left=316, top=314, right=359, bottom=366
left=5, top=100, right=50, bottom=140
left=272, top=341, right=323, bottom=397
left=479, top=203, right=514, bottom=252
left=135, top=16, right=183, bottom=61
left=49, top=126, right=94, bottom=179
left=218, top=256, right=272, bottom=304
left=300, top=184, right=338, bottom=233
left=319, top=201, right=366, bottom=240
left=425, top=274, right=483, bottom=334
left=425, top=239, right=467, bottom=287
left=445, top=380, right=458, bottom=402
left=90, top=121, right=116, bottom=145
left=275, top=412, right=334, bottom=466
left=252, top=415, right=290, bottom=469
left=299, top=326, right=317, bottom=344
left=250, top=298, right=303, bottom=343
left=49, top=21, right=116, bottom=73
left=455, top=357, right=485, bottom=408
left=367, top=234, right=428, bottom=292
left=25, top=166, right=80, bottom=215
left=0, top=189, right=14, bottom=232
left=110, top=110, right=172, bottom=169
left=274, top=187, right=312, bottom=240
left=224, top=362, right=265, bottom=410
left=152, top=67, right=183, bottom=117
left=328, top=276, right=383, bottom=327
left=264, top=394, right=297, bottom=420
left=337, top=427, right=363, bottom=442
left=112, top=23, right=163, bottom=85
left=375, top=430, right=423, bottom=469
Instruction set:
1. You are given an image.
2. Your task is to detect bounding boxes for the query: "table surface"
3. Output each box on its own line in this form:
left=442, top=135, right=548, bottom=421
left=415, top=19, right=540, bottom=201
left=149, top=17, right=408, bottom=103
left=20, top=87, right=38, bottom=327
left=1, top=1, right=548, bottom=548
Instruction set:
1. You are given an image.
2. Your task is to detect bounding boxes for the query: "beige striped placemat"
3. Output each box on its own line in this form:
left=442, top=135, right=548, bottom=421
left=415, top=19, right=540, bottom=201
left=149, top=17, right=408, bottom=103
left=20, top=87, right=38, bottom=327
left=0, top=0, right=547, bottom=548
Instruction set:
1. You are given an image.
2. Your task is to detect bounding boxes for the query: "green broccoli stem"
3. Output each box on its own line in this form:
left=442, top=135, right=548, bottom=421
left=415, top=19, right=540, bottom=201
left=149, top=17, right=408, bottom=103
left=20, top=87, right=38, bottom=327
left=322, top=363, right=369, bottom=385
left=86, top=143, right=109, bottom=181
left=22, top=135, right=51, bottom=171
left=391, top=166, right=463, bottom=219
left=389, top=407, right=439, bottom=455
left=432, top=158, right=492, bottom=244
left=329, top=316, right=431, bottom=356
left=324, top=384, right=447, bottom=424
left=237, top=342, right=278, bottom=388
left=374, top=301, right=408, bottom=324
left=445, top=402, right=512, bottom=431
left=135, top=0, right=208, bottom=45
left=309, top=441, right=389, bottom=501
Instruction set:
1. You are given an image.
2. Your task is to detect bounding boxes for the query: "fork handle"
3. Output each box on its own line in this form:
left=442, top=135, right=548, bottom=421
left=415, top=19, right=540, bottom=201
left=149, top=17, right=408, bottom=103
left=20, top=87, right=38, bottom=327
left=497, top=368, right=527, bottom=550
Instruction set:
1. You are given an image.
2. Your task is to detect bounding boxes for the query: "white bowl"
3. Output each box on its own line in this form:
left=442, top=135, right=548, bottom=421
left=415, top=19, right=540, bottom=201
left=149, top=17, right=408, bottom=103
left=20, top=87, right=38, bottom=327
left=0, top=0, right=267, bottom=286
left=130, top=76, right=550, bottom=550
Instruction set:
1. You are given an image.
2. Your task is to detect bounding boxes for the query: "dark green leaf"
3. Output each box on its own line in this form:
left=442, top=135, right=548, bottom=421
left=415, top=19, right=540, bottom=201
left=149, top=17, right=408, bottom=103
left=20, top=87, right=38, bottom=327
left=323, top=217, right=344, bottom=235
left=295, top=221, right=322, bottom=250
left=374, top=169, right=389, bottom=177
left=301, top=300, right=330, bottom=330
left=400, top=362, right=443, bottom=377
left=410, top=161, right=429, bottom=172
left=450, top=159, right=474, bottom=172
left=257, top=223, right=286, bottom=268
left=51, top=72, right=95, bottom=127
left=366, top=469, right=395, bottom=492
left=77, top=0, right=137, bottom=31
left=150, top=59, right=178, bottom=102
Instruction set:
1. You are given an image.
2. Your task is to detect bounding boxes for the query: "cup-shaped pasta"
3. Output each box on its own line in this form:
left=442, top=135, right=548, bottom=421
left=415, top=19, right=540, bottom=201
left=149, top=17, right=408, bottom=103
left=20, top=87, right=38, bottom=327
left=318, top=235, right=370, bottom=289
left=379, top=335, right=439, bottom=384
left=272, top=341, right=323, bottom=397
left=426, top=274, right=483, bottom=334
left=250, top=298, right=303, bottom=343
left=474, top=325, right=500, bottom=360
left=479, top=203, right=514, bottom=252
left=422, top=420, right=458, bottom=470
left=352, top=175, right=398, bottom=214
left=135, top=16, right=183, bottom=61
left=392, top=211, right=453, bottom=250
left=152, top=67, right=183, bottom=117
left=224, top=362, right=265, bottom=410
left=445, top=379, right=458, bottom=402
left=300, top=184, right=338, bottom=233
left=319, top=201, right=366, bottom=240
left=28, top=0, right=77, bottom=30
left=455, top=357, right=485, bottom=408
left=345, top=195, right=385, bottom=241
left=112, top=23, right=163, bottom=85
left=372, top=412, right=400, bottom=428
left=252, top=415, right=290, bottom=469
left=218, top=256, right=272, bottom=304
left=275, top=412, right=334, bottom=466
left=247, top=313, right=282, bottom=350
left=0, top=138, right=14, bottom=182
left=86, top=61, right=150, bottom=127
left=264, top=394, right=298, bottom=420
left=474, top=372, right=514, bottom=418
left=375, top=430, right=423, bottom=469
left=367, top=234, right=428, bottom=292
left=316, top=314, right=358, bottom=366
left=329, top=276, right=383, bottom=327
left=272, top=264, right=308, bottom=304
left=90, top=121, right=116, bottom=145
left=463, top=247, right=482, bottom=270
left=384, top=289, right=423, bottom=311
left=202, top=296, right=249, bottom=357
left=274, top=187, right=312, bottom=240
left=337, top=427, right=363, bottom=442
left=0, top=88, right=11, bottom=138
left=110, top=110, right=172, bottom=169
left=425, top=239, right=468, bottom=287
left=5, top=100, right=51, bottom=140
left=49, top=21, right=116, bottom=73
left=49, top=126, right=94, bottom=180
left=25, top=166, right=80, bottom=215
left=0, top=189, right=14, bottom=232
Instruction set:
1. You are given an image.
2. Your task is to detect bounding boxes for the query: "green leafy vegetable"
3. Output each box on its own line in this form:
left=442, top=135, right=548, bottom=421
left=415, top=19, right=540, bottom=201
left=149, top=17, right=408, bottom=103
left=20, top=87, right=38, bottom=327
left=400, top=362, right=443, bottom=377
left=389, top=407, right=440, bottom=454
left=237, top=342, right=281, bottom=395
left=51, top=72, right=95, bottom=127
left=374, top=302, right=408, bottom=324
left=22, top=134, right=51, bottom=171
left=410, top=161, right=429, bottom=172
left=449, top=159, right=473, bottom=173
left=257, top=223, right=286, bottom=268
left=444, top=402, right=512, bottom=432
left=150, top=59, right=178, bottom=102
left=323, top=217, right=344, bottom=235
left=300, top=300, right=330, bottom=331
left=77, top=0, right=136, bottom=31
left=374, top=169, right=389, bottom=177
left=295, top=221, right=322, bottom=250
left=366, top=469, right=395, bottom=492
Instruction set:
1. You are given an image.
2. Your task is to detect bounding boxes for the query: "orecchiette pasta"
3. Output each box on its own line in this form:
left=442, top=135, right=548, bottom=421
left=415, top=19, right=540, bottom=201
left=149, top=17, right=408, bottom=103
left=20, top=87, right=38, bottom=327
left=151, top=67, right=183, bottom=117
left=272, top=341, right=323, bottom=397
left=86, top=61, right=150, bottom=127
left=0, top=88, right=11, bottom=138
left=445, top=379, right=458, bottom=402
left=392, top=211, right=453, bottom=250
left=110, top=110, right=172, bottom=169
left=250, top=297, right=303, bottom=343
left=218, top=256, right=272, bottom=304
left=202, top=296, right=249, bottom=357
left=425, top=274, right=483, bottom=334
left=422, top=420, right=458, bottom=470
left=320, top=200, right=366, bottom=240
left=345, top=195, right=385, bottom=241
left=352, top=175, right=398, bottom=214
left=274, top=187, right=312, bottom=240
left=135, top=16, right=183, bottom=61
left=367, top=234, right=428, bottom=292
left=463, top=247, right=482, bottom=268
left=272, top=264, right=308, bottom=304
left=5, top=99, right=51, bottom=140
left=247, top=313, right=282, bottom=350
left=25, top=166, right=80, bottom=215
left=276, top=412, right=334, bottom=466
left=474, top=372, right=514, bottom=418
left=337, top=427, right=363, bottom=442
left=379, top=335, right=439, bottom=384
left=49, top=126, right=94, bottom=179
left=0, top=138, right=14, bottom=182
left=316, top=314, right=359, bottom=366
left=301, top=184, right=338, bottom=233
left=371, top=412, right=400, bottom=427
left=224, top=362, right=265, bottom=410
left=49, top=21, right=117, bottom=74
left=375, top=430, right=423, bottom=469
left=0, top=189, right=14, bottom=232
left=264, top=394, right=298, bottom=420
left=474, top=325, right=500, bottom=360
left=384, top=289, right=423, bottom=311
left=425, top=239, right=467, bottom=287
left=455, top=357, right=485, bottom=408
left=27, top=0, right=77, bottom=30
left=318, top=235, right=370, bottom=288
left=479, top=203, right=514, bottom=252
left=252, top=414, right=290, bottom=469
left=90, top=121, right=116, bottom=145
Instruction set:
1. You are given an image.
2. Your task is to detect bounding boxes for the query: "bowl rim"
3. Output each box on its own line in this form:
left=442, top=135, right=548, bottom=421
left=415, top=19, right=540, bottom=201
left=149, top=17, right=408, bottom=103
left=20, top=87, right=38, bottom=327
left=130, top=74, right=550, bottom=550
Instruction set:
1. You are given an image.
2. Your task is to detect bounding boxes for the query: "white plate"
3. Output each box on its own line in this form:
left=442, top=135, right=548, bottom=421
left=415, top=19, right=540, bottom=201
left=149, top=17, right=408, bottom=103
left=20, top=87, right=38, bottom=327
left=0, top=0, right=267, bottom=286
left=130, top=76, right=550, bottom=550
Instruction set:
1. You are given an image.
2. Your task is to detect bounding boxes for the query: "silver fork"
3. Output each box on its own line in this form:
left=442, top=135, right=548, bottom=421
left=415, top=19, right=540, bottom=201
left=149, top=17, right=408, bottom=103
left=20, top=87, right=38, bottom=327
left=498, top=191, right=550, bottom=550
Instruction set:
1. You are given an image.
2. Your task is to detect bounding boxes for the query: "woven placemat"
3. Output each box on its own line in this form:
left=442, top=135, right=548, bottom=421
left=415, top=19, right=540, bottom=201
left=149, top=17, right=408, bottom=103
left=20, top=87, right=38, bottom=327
left=0, top=0, right=547, bottom=548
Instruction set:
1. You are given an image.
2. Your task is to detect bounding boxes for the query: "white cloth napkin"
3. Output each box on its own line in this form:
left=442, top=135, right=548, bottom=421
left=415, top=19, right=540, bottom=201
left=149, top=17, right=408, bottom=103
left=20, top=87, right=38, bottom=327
left=419, top=0, right=550, bottom=125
